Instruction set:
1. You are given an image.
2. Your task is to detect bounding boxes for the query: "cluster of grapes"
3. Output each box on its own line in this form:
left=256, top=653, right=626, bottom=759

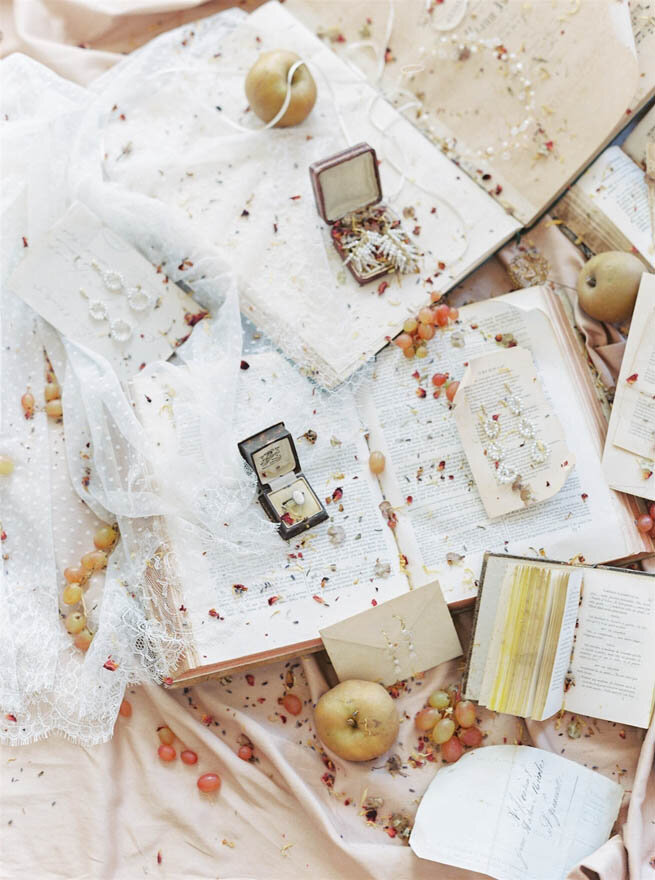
left=392, top=300, right=459, bottom=360
left=155, top=724, right=222, bottom=793
left=61, top=525, right=118, bottom=652
left=21, top=355, right=64, bottom=421
left=415, top=685, right=483, bottom=764
left=636, top=502, right=655, bottom=539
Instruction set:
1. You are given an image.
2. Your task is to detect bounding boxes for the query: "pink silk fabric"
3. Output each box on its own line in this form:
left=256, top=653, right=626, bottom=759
left=1, top=3, right=652, bottom=878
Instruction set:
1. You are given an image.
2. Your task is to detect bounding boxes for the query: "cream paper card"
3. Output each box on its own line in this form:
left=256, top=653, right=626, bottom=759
left=8, top=202, right=204, bottom=381
left=409, top=745, right=623, bottom=880
left=319, top=580, right=462, bottom=686
left=453, top=347, right=574, bottom=518
left=603, top=273, right=655, bottom=499
left=613, top=310, right=655, bottom=459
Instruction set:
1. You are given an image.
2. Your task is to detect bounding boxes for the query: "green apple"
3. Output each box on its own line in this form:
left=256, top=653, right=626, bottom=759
left=314, top=679, right=399, bottom=762
left=576, top=251, right=644, bottom=323
left=245, top=50, right=317, bottom=127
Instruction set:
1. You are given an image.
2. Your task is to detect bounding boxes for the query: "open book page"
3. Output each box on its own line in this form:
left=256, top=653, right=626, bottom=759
left=623, top=104, right=655, bottom=168
left=287, top=0, right=641, bottom=225
left=409, top=745, right=623, bottom=880
left=556, top=146, right=654, bottom=266
left=539, top=570, right=582, bottom=721
left=132, top=350, right=405, bottom=673
left=603, top=273, right=655, bottom=501
left=626, top=3, right=655, bottom=118
left=567, top=568, right=655, bottom=728
left=453, top=346, right=573, bottom=518
left=359, top=289, right=637, bottom=607
left=102, top=1, right=519, bottom=391
left=613, top=312, right=655, bottom=459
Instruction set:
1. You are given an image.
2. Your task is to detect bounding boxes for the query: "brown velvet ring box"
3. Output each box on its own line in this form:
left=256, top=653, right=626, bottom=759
left=309, top=142, right=419, bottom=285
left=238, top=422, right=328, bottom=540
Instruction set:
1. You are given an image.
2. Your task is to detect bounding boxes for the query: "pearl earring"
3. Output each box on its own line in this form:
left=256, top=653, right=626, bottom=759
left=480, top=406, right=500, bottom=439
left=518, top=418, right=535, bottom=439
left=91, top=259, right=125, bottom=292
left=80, top=289, right=108, bottom=321
left=503, top=384, right=522, bottom=415
left=126, top=287, right=151, bottom=312
left=496, top=463, right=517, bottom=484
left=110, top=318, right=133, bottom=342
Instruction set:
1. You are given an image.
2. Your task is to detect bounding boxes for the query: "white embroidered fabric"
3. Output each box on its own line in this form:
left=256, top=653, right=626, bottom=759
left=1, top=9, right=388, bottom=745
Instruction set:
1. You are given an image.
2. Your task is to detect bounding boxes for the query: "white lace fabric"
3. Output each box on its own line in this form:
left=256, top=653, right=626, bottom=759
left=0, top=15, right=250, bottom=745
left=0, top=7, right=388, bottom=746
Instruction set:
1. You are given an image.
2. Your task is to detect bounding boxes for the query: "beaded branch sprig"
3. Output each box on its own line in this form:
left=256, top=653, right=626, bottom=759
left=333, top=208, right=421, bottom=278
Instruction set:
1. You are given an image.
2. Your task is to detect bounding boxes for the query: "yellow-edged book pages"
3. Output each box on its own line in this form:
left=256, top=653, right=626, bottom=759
left=465, top=554, right=655, bottom=728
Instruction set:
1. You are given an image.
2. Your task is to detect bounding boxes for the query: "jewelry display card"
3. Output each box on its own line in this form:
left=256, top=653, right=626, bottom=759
left=319, top=580, right=462, bottom=687
left=453, top=346, right=574, bottom=518
left=7, top=202, right=204, bottom=381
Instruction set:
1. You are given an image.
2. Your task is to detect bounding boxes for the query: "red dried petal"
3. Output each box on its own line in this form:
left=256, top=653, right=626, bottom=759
left=103, top=658, right=118, bottom=671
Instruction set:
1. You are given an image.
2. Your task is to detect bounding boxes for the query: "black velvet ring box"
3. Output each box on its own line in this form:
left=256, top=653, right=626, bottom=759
left=238, top=422, right=328, bottom=540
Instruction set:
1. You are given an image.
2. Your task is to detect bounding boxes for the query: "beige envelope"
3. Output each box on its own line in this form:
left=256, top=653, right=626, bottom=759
left=319, top=581, right=462, bottom=686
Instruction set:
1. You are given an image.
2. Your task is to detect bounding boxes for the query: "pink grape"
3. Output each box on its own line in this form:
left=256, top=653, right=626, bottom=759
left=446, top=381, right=460, bottom=403
left=441, top=736, right=464, bottom=763
left=414, top=708, right=440, bottom=732
left=157, top=744, right=176, bottom=762
left=459, top=726, right=483, bottom=747
left=454, top=700, right=476, bottom=728
left=394, top=333, right=413, bottom=350
left=637, top=515, right=653, bottom=533
left=197, top=773, right=221, bottom=793
left=119, top=700, right=132, bottom=718
left=282, top=693, right=302, bottom=715
left=435, top=304, right=450, bottom=326
left=181, top=749, right=198, bottom=765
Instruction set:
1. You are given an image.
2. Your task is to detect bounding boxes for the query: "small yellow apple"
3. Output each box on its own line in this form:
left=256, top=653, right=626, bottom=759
left=576, top=251, right=644, bottom=323
left=314, top=679, right=400, bottom=762
left=245, top=50, right=317, bottom=127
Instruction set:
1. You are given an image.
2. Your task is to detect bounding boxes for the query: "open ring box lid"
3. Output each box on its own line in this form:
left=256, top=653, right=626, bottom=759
left=238, top=422, right=300, bottom=492
left=238, top=422, right=327, bottom=540
left=310, top=142, right=383, bottom=224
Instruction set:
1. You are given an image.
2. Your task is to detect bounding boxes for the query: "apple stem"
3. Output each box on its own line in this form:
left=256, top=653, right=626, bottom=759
left=346, top=710, right=359, bottom=729
left=586, top=276, right=596, bottom=288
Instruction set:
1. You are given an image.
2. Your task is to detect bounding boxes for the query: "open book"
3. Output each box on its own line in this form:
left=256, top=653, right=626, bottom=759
left=603, top=273, right=655, bottom=501
left=410, top=745, right=623, bottom=880
left=464, top=554, right=655, bottom=728
left=553, top=104, right=655, bottom=267
left=132, top=287, right=651, bottom=684
left=288, top=0, right=655, bottom=226
left=101, top=1, right=653, bottom=390
left=359, top=285, right=652, bottom=608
